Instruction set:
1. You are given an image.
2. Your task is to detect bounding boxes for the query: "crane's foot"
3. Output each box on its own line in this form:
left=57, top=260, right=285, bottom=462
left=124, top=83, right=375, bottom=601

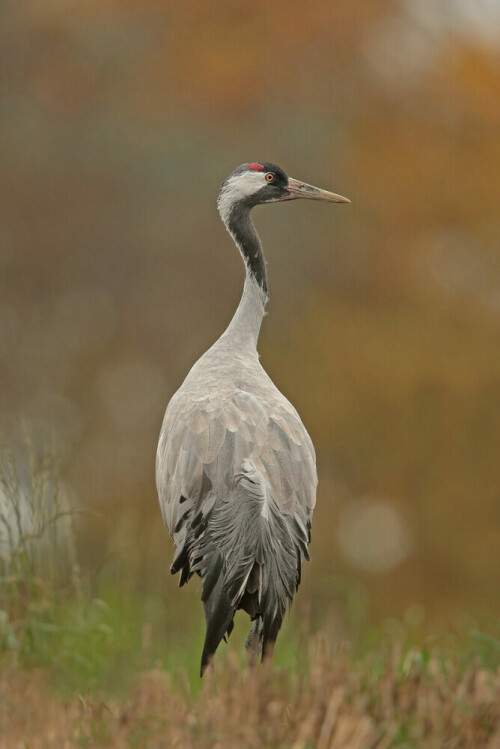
left=245, top=618, right=263, bottom=667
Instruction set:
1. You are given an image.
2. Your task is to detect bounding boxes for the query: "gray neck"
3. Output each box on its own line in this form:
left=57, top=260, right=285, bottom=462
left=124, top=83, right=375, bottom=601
left=220, top=201, right=268, bottom=294
left=217, top=200, right=269, bottom=351
left=219, top=272, right=268, bottom=351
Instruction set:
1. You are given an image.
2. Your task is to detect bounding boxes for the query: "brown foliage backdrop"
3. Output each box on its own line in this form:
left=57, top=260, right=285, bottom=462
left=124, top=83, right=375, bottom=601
left=1, top=0, right=499, bottom=631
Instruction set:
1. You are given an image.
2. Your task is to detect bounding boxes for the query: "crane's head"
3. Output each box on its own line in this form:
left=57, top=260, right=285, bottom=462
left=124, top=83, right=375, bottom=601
left=217, top=162, right=349, bottom=226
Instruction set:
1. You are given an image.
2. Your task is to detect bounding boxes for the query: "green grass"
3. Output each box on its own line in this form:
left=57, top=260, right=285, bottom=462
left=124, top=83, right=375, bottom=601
left=2, top=571, right=498, bottom=700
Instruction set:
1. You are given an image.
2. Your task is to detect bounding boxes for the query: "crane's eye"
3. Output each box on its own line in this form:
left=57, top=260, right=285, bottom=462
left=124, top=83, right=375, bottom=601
left=265, top=173, right=274, bottom=182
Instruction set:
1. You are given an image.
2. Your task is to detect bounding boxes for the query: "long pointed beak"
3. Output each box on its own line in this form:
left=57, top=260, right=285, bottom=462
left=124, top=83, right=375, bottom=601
left=285, top=177, right=350, bottom=203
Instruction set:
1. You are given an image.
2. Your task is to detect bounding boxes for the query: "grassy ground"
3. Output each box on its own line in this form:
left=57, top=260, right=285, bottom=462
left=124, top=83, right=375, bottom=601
left=1, top=635, right=499, bottom=748
left=1, top=439, right=499, bottom=748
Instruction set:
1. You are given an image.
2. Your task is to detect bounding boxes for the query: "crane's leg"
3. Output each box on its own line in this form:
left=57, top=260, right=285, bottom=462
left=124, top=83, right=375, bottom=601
left=245, top=618, right=263, bottom=667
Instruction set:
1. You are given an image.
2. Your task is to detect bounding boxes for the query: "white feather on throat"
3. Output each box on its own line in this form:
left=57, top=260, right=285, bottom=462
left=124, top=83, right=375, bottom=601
left=217, top=170, right=267, bottom=228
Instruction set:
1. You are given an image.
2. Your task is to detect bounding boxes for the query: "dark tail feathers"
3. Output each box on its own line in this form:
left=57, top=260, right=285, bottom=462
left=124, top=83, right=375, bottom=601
left=171, top=462, right=311, bottom=676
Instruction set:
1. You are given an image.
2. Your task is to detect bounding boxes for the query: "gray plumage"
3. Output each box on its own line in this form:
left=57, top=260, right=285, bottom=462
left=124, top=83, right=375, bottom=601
left=156, top=162, right=349, bottom=674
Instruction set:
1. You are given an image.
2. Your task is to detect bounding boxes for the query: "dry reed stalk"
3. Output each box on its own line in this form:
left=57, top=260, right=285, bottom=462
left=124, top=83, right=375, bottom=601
left=0, top=640, right=499, bottom=748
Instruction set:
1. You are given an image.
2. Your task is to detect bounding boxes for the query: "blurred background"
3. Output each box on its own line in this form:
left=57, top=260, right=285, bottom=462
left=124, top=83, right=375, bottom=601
left=1, top=0, right=499, bottom=652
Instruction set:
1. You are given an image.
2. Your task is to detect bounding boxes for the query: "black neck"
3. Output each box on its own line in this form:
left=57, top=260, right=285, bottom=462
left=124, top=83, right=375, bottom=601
left=227, top=203, right=268, bottom=294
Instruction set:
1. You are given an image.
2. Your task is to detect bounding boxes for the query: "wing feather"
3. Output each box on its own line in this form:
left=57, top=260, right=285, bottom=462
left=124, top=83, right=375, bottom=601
left=193, top=418, right=226, bottom=463
left=188, top=408, right=211, bottom=435
left=157, top=386, right=317, bottom=536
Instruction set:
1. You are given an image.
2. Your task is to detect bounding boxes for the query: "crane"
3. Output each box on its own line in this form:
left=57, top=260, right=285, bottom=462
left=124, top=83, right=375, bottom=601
left=156, top=162, right=349, bottom=675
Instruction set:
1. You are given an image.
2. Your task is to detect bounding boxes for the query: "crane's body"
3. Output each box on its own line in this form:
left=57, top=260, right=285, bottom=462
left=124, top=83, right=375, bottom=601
left=156, top=162, right=349, bottom=675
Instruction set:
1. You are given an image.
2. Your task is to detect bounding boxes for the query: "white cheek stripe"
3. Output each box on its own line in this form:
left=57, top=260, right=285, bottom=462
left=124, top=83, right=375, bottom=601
left=217, top=172, right=267, bottom=226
